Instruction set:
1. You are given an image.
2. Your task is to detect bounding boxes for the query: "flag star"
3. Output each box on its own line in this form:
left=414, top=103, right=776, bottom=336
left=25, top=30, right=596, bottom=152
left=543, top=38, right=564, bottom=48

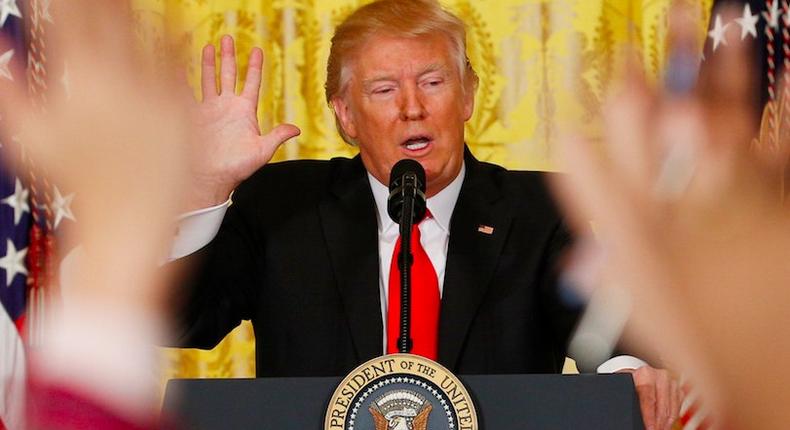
left=0, top=0, right=21, bottom=28
left=1, top=178, right=29, bottom=226
left=764, top=0, right=780, bottom=29
left=0, top=239, right=27, bottom=287
left=708, top=14, right=730, bottom=52
left=735, top=3, right=759, bottom=40
left=0, top=49, right=13, bottom=81
left=51, top=186, right=76, bottom=229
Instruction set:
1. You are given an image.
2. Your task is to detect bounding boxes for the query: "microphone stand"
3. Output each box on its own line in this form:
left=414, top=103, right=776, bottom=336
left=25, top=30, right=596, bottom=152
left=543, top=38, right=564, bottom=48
left=397, top=172, right=418, bottom=354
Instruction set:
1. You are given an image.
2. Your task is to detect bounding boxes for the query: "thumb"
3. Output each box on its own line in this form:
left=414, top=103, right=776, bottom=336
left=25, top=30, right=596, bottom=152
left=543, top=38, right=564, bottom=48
left=259, top=123, right=301, bottom=158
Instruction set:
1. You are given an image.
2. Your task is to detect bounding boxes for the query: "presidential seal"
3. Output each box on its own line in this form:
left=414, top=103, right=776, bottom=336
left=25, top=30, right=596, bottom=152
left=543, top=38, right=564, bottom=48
left=325, top=354, right=478, bottom=430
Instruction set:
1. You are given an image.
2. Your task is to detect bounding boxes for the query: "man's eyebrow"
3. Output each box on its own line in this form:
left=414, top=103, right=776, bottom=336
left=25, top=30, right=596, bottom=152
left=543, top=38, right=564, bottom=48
left=418, top=63, right=447, bottom=76
left=360, top=64, right=451, bottom=89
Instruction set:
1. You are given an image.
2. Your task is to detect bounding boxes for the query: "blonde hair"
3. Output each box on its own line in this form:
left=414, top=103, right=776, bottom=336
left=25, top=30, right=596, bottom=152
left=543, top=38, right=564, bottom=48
left=325, top=0, right=478, bottom=144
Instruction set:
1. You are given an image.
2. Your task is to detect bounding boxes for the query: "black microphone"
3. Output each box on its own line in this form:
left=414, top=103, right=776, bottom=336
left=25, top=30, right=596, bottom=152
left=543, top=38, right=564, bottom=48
left=387, top=159, right=427, bottom=226
left=386, top=159, right=427, bottom=354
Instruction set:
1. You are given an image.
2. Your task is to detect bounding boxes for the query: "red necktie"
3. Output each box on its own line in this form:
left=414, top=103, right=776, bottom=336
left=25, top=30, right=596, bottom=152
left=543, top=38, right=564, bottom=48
left=386, top=215, right=440, bottom=359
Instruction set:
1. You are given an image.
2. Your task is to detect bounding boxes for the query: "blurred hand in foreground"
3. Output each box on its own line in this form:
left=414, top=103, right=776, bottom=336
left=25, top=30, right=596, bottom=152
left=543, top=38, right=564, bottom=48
left=553, top=6, right=790, bottom=429
left=0, top=1, right=193, bottom=426
left=0, top=2, right=190, bottom=307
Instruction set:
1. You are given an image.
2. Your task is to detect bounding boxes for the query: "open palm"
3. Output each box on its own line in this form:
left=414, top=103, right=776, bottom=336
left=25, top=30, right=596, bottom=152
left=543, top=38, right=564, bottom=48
left=191, top=35, right=300, bottom=209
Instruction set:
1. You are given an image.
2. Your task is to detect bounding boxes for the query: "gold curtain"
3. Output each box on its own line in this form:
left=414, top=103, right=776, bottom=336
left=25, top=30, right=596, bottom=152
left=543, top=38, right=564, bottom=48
left=129, top=0, right=713, bottom=386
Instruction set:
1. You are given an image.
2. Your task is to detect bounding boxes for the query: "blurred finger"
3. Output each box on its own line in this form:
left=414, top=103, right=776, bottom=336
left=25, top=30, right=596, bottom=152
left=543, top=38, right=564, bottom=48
left=653, top=102, right=704, bottom=201
left=553, top=135, right=630, bottom=240
left=241, top=47, right=263, bottom=104
left=697, top=5, right=759, bottom=151
left=219, top=35, right=237, bottom=95
left=654, top=370, right=670, bottom=429
left=663, top=2, right=702, bottom=97
left=650, top=4, right=706, bottom=202
left=605, top=52, right=656, bottom=189
left=201, top=44, right=218, bottom=100
left=49, top=1, right=136, bottom=71
left=669, top=379, right=680, bottom=427
left=635, top=379, right=657, bottom=430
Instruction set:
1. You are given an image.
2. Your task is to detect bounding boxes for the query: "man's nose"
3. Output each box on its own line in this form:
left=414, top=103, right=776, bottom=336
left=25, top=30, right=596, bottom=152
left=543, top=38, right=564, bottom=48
left=399, top=85, right=427, bottom=121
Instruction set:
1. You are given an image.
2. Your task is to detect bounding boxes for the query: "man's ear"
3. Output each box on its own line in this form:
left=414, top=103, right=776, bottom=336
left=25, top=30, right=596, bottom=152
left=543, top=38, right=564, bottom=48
left=331, top=96, right=358, bottom=139
left=462, top=84, right=476, bottom=121
left=462, top=73, right=478, bottom=121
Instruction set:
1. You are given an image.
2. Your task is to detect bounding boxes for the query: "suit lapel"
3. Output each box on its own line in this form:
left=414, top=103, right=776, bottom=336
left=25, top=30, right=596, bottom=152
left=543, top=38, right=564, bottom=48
left=439, top=151, right=512, bottom=370
left=319, top=156, right=383, bottom=363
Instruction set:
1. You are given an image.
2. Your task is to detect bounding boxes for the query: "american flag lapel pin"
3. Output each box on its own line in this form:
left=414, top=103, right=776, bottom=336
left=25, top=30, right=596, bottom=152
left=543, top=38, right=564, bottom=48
left=477, top=224, right=494, bottom=235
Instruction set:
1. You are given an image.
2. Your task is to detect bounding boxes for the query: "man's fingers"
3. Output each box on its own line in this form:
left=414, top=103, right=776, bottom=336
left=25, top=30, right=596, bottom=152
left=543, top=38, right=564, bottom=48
left=201, top=44, right=218, bottom=100
left=241, top=47, right=264, bottom=104
left=669, top=379, right=680, bottom=427
left=219, top=35, right=237, bottom=96
left=635, top=381, right=657, bottom=430
left=653, top=370, right=671, bottom=430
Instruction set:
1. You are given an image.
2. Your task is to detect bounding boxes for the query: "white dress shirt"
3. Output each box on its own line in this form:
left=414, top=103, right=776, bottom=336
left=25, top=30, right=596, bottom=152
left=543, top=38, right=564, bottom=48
left=369, top=163, right=465, bottom=351
left=168, top=162, right=645, bottom=372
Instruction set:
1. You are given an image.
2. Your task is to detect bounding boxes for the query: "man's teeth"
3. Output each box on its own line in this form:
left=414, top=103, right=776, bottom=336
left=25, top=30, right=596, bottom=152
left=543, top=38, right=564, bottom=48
left=405, top=140, right=429, bottom=150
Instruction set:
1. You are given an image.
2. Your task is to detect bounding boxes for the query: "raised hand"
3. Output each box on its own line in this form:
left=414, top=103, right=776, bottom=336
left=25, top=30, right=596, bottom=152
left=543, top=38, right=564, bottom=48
left=0, top=2, right=196, bottom=422
left=190, top=35, right=300, bottom=209
left=0, top=2, right=191, bottom=272
left=553, top=5, right=790, bottom=428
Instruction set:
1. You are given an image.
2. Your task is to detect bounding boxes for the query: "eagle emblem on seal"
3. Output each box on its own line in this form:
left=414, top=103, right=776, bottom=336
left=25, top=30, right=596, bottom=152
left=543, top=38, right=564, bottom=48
left=368, top=389, right=433, bottom=430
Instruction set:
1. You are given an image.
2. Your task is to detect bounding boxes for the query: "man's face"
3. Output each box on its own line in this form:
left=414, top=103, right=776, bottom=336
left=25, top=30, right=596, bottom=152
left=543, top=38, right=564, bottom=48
left=332, top=33, right=475, bottom=197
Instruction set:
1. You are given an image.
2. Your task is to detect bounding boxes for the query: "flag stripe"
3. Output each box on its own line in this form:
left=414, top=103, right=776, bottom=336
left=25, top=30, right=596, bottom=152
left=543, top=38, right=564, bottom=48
left=0, top=305, right=26, bottom=430
left=1, top=2, right=30, bottom=429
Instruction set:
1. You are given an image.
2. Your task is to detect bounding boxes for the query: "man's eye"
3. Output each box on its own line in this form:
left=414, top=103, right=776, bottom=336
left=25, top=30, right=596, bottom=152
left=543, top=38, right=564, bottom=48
left=373, top=87, right=394, bottom=95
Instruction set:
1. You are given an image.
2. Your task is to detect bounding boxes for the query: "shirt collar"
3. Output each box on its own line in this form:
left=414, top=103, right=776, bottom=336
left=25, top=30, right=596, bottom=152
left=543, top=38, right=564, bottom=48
left=368, top=162, right=465, bottom=235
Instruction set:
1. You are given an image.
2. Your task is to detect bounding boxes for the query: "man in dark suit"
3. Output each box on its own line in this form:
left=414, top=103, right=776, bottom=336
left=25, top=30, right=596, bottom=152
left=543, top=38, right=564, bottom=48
left=173, top=149, right=574, bottom=377
left=172, top=0, right=680, bottom=427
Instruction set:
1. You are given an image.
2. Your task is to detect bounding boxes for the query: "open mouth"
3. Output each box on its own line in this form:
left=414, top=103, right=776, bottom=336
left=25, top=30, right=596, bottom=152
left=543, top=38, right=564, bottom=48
left=402, top=135, right=433, bottom=151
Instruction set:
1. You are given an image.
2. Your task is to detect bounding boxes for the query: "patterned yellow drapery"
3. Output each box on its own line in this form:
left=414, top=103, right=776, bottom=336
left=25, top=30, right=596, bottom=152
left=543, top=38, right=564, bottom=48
left=129, top=0, right=713, bottom=385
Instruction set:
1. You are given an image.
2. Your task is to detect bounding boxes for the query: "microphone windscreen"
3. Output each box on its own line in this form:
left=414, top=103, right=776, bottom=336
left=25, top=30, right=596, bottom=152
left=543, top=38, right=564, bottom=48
left=387, top=159, right=427, bottom=224
left=388, top=159, right=426, bottom=193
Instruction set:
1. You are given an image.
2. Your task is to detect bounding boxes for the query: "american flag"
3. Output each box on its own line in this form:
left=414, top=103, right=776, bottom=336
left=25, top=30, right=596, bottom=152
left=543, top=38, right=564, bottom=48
left=704, top=0, right=787, bottom=116
left=0, top=1, right=62, bottom=429
left=0, top=1, right=30, bottom=429
left=0, top=2, right=29, bottom=428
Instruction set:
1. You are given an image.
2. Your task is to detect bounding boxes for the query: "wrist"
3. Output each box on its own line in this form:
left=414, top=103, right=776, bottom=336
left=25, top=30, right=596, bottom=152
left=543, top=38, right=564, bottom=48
left=184, top=180, right=234, bottom=212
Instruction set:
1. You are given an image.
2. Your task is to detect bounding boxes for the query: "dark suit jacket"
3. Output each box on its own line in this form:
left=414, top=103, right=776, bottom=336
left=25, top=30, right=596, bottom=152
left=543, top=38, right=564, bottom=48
left=171, top=150, right=580, bottom=377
